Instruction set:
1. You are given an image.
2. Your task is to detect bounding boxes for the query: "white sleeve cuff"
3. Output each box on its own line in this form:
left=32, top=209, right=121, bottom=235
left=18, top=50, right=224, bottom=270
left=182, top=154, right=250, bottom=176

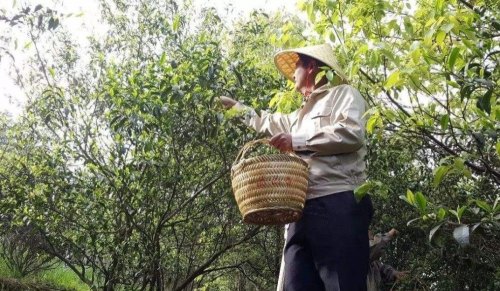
left=233, top=101, right=246, bottom=111
left=292, top=133, right=308, bottom=151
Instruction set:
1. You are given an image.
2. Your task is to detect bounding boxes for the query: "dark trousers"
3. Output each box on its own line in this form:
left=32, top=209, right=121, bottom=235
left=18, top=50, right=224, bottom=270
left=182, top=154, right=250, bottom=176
left=284, top=191, right=373, bottom=291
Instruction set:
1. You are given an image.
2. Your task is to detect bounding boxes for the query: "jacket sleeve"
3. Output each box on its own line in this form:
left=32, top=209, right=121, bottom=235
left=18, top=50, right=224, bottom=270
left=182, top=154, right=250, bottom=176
left=233, top=102, right=294, bottom=136
left=379, top=263, right=398, bottom=283
left=369, top=232, right=394, bottom=262
left=292, top=85, right=366, bottom=155
left=370, top=239, right=389, bottom=262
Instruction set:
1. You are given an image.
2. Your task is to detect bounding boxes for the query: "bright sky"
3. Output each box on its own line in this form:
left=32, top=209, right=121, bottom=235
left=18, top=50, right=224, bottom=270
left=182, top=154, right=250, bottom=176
left=0, top=0, right=299, bottom=118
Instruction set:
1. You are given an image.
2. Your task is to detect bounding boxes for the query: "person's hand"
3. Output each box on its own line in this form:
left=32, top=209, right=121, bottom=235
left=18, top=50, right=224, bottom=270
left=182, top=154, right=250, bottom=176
left=395, top=271, right=409, bottom=281
left=270, top=133, right=293, bottom=152
left=387, top=228, right=399, bottom=239
left=219, top=96, right=237, bottom=109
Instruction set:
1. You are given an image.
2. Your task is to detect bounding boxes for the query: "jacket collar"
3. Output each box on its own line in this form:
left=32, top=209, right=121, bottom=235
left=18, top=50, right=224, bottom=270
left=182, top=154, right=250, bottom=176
left=303, top=83, right=332, bottom=104
left=312, top=83, right=333, bottom=95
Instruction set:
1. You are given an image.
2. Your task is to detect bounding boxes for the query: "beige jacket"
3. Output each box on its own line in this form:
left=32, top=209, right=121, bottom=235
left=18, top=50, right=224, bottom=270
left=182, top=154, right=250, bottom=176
left=234, top=84, right=367, bottom=200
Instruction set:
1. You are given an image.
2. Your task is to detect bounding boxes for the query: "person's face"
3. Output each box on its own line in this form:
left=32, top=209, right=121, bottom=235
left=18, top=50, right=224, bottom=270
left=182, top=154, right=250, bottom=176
left=293, top=58, right=309, bottom=92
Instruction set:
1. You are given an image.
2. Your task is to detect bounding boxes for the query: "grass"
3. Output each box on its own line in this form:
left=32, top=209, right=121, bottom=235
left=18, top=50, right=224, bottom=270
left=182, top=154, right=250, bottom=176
left=0, top=256, right=90, bottom=291
left=0, top=258, right=12, bottom=278
left=31, top=265, right=90, bottom=291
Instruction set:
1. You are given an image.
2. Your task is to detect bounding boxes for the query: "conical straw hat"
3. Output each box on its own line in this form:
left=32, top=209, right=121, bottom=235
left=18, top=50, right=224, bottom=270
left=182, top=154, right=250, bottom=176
left=274, top=43, right=348, bottom=82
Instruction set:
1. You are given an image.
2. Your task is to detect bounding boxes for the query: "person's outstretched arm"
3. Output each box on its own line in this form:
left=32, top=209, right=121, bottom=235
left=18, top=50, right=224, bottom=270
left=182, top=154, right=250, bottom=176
left=219, top=96, right=295, bottom=137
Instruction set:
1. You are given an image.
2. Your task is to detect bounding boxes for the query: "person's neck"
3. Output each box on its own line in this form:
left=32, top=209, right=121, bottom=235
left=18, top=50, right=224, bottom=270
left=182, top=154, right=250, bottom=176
left=301, top=78, right=328, bottom=99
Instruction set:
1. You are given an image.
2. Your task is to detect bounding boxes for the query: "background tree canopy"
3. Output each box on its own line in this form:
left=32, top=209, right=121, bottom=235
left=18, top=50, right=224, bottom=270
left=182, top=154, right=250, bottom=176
left=0, top=0, right=498, bottom=290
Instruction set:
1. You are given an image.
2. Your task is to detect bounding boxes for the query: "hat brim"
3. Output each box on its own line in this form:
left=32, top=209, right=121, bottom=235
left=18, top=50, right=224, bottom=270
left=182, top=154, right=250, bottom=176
left=274, top=44, right=348, bottom=83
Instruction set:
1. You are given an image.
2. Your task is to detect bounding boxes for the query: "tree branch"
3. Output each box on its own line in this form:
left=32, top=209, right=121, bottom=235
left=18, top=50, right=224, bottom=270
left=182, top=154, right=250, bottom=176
left=359, top=69, right=500, bottom=181
left=174, top=226, right=261, bottom=291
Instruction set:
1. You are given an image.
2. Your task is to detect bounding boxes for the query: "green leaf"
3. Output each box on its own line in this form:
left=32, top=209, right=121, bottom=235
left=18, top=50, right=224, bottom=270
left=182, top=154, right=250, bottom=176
left=433, top=165, right=450, bottom=187
left=436, top=30, right=446, bottom=46
left=450, top=206, right=467, bottom=224
left=48, top=67, right=55, bottom=78
left=494, top=196, right=500, bottom=213
left=440, top=114, right=449, bottom=129
left=411, top=48, right=421, bottom=63
left=406, top=189, right=416, bottom=205
left=476, top=89, right=492, bottom=114
left=453, top=158, right=465, bottom=171
left=435, top=0, right=445, bottom=13
left=457, top=206, right=467, bottom=218
left=329, top=31, right=336, bottom=42
left=447, top=47, right=460, bottom=70
left=475, top=200, right=492, bottom=213
left=496, top=141, right=500, bottom=157
left=425, top=18, right=435, bottom=28
left=423, top=29, right=434, bottom=47
left=437, top=208, right=447, bottom=220
left=326, top=0, right=336, bottom=10
left=159, top=52, right=166, bottom=66
left=384, top=70, right=400, bottom=89
left=354, top=182, right=371, bottom=202
left=306, top=1, right=315, bottom=23
left=403, top=17, right=413, bottom=35
left=315, top=70, right=326, bottom=83
left=415, top=192, right=427, bottom=213
left=366, top=112, right=381, bottom=134
left=325, top=70, right=334, bottom=81
left=172, top=15, right=181, bottom=31
left=354, top=182, right=372, bottom=196
left=48, top=17, right=59, bottom=30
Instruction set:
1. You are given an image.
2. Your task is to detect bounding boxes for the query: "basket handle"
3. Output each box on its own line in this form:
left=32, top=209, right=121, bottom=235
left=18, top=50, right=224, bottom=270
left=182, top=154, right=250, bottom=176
left=233, top=138, right=301, bottom=166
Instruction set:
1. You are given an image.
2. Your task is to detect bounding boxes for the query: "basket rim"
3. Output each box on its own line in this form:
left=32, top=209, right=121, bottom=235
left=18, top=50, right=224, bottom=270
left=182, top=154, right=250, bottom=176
left=232, top=153, right=309, bottom=173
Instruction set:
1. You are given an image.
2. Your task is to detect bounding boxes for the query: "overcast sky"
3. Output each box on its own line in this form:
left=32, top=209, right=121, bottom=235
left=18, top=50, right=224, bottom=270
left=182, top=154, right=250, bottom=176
left=0, top=0, right=299, bottom=117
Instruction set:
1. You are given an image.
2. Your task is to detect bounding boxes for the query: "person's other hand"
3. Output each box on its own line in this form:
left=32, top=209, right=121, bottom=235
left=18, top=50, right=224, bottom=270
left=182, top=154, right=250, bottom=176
left=270, top=133, right=293, bottom=152
left=395, top=271, right=409, bottom=281
left=387, top=228, right=399, bottom=239
left=219, top=96, right=237, bottom=109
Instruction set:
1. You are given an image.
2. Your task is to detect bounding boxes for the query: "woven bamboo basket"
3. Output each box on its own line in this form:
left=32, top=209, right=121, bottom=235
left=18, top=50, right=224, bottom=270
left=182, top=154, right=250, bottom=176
left=231, top=139, right=309, bottom=225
